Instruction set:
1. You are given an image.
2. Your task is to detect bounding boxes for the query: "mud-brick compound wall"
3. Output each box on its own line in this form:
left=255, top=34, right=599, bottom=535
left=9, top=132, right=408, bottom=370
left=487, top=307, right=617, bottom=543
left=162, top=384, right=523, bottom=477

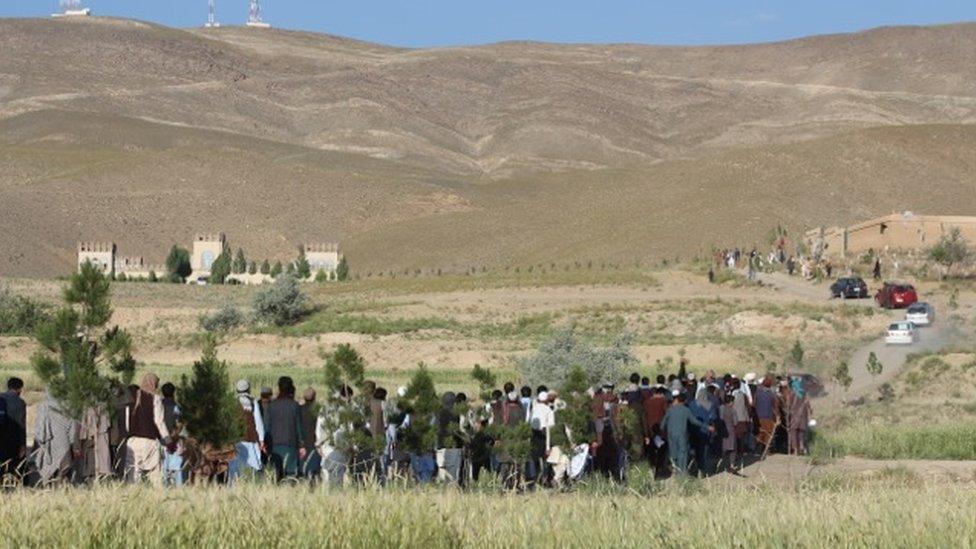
left=807, top=213, right=976, bottom=258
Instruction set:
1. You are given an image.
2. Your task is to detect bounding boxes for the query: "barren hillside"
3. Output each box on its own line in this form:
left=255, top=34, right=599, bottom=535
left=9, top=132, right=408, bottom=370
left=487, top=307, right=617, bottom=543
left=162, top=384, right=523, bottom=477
left=1, top=17, right=975, bottom=276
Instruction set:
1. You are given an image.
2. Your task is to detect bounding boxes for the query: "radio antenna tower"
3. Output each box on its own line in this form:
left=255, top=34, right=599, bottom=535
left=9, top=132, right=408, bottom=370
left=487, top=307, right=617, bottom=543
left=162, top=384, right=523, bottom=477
left=246, top=0, right=270, bottom=28
left=205, top=0, right=220, bottom=27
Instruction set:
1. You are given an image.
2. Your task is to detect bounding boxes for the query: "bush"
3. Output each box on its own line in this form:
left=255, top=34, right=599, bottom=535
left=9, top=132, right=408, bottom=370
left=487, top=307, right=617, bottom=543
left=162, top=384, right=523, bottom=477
left=518, top=327, right=636, bottom=389
left=199, top=304, right=245, bottom=332
left=252, top=275, right=309, bottom=326
left=0, top=286, right=51, bottom=335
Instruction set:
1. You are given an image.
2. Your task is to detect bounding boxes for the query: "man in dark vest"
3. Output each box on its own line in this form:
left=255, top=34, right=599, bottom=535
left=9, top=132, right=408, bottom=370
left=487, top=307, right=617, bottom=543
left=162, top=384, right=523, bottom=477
left=229, top=379, right=266, bottom=483
left=125, top=373, right=170, bottom=485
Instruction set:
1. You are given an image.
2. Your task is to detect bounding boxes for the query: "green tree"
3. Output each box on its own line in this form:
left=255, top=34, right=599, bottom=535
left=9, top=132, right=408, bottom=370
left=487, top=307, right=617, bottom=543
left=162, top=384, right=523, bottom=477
left=295, top=246, right=311, bottom=280
left=232, top=248, right=247, bottom=274
left=165, top=245, right=191, bottom=283
left=323, top=343, right=366, bottom=395
left=31, top=261, right=135, bottom=419
left=399, top=364, right=440, bottom=454
left=260, top=260, right=271, bottom=275
left=929, top=228, right=970, bottom=279
left=833, top=361, right=853, bottom=389
left=336, top=256, right=349, bottom=282
left=209, top=246, right=232, bottom=284
left=247, top=261, right=257, bottom=275
left=867, top=352, right=884, bottom=377
left=270, top=261, right=283, bottom=277
left=147, top=270, right=158, bottom=283
left=470, top=364, right=497, bottom=402
left=178, top=337, right=244, bottom=450
left=314, top=269, right=329, bottom=283
left=285, top=262, right=295, bottom=276
left=318, top=344, right=377, bottom=465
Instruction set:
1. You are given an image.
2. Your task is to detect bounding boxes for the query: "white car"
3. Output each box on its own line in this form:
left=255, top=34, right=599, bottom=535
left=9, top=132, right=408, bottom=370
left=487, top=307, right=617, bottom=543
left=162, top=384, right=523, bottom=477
left=885, top=321, right=918, bottom=345
left=905, top=302, right=935, bottom=326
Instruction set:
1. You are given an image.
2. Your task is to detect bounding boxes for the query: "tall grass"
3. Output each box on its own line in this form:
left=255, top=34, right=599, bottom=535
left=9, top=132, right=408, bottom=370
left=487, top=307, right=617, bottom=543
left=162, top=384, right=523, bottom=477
left=813, top=423, right=976, bottom=460
left=1, top=483, right=973, bottom=547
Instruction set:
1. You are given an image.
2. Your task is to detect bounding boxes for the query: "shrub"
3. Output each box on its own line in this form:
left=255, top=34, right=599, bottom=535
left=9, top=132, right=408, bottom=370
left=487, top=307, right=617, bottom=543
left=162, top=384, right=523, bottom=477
left=199, top=304, right=245, bottom=332
left=260, top=260, right=271, bottom=275
left=314, top=270, right=329, bottom=283
left=519, top=328, right=636, bottom=389
left=0, top=286, right=51, bottom=335
left=252, top=275, right=309, bottom=326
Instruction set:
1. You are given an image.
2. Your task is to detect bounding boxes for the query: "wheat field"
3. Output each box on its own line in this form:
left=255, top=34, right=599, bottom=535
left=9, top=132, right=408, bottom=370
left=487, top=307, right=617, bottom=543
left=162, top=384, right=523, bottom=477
left=2, top=479, right=973, bottom=548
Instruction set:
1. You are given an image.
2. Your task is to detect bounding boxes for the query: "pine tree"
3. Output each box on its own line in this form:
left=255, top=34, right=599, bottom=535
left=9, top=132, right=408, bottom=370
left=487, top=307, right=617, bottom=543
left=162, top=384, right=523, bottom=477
left=31, top=261, right=135, bottom=419
left=270, top=261, right=283, bottom=277
left=178, top=337, right=244, bottom=450
left=260, top=259, right=271, bottom=275
left=470, top=364, right=497, bottom=402
left=323, top=343, right=366, bottom=395
left=148, top=270, right=158, bottom=283
left=210, top=246, right=232, bottom=284
left=400, top=364, right=440, bottom=454
left=165, top=245, right=191, bottom=283
left=232, top=248, right=247, bottom=274
left=247, top=261, right=257, bottom=275
left=295, top=246, right=311, bottom=280
left=336, top=256, right=349, bottom=282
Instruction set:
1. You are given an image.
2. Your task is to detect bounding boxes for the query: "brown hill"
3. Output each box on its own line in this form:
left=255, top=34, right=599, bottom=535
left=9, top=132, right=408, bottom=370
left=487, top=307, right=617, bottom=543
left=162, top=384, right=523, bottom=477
left=1, top=17, right=975, bottom=276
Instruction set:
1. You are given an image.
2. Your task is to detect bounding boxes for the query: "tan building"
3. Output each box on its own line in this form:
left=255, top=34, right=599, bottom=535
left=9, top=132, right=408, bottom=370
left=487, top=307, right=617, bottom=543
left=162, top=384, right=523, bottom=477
left=807, top=212, right=976, bottom=258
left=77, top=242, right=116, bottom=276
left=191, top=233, right=226, bottom=275
left=304, top=242, right=341, bottom=276
left=114, top=256, right=163, bottom=280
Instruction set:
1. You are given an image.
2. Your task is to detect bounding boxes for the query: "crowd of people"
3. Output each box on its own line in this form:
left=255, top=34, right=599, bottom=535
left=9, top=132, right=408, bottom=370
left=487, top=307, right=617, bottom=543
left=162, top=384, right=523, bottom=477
left=0, top=363, right=816, bottom=489
left=711, top=246, right=845, bottom=283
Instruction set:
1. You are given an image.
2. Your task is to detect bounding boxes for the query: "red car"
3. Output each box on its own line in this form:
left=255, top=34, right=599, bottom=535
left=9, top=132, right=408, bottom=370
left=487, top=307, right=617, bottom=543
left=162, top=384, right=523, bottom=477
left=875, top=282, right=918, bottom=309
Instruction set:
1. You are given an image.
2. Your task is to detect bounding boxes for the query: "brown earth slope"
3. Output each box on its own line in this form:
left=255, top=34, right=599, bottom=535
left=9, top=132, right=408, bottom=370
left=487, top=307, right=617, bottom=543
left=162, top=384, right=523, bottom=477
left=1, top=17, right=975, bottom=276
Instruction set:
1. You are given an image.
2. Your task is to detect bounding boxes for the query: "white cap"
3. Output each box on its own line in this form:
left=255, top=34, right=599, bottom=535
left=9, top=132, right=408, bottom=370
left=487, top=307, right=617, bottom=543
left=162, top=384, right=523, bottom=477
left=537, top=391, right=549, bottom=402
left=671, top=389, right=680, bottom=397
left=235, top=379, right=250, bottom=393
left=396, top=386, right=407, bottom=398
left=744, top=372, right=757, bottom=382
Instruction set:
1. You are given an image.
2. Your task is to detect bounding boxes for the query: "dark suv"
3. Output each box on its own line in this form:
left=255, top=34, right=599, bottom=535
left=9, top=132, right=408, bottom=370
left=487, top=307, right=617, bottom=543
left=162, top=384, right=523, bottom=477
left=830, top=277, right=869, bottom=299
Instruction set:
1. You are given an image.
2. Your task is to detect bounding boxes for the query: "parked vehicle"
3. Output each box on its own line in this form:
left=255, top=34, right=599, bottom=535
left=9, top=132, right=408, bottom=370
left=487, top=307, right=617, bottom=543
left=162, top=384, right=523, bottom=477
left=885, top=321, right=918, bottom=345
left=905, top=302, right=935, bottom=326
left=875, top=282, right=918, bottom=309
left=829, top=277, right=869, bottom=299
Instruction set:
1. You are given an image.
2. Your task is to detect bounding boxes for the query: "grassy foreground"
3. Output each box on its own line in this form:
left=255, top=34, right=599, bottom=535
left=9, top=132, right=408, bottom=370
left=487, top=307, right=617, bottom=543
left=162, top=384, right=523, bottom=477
left=3, top=483, right=974, bottom=548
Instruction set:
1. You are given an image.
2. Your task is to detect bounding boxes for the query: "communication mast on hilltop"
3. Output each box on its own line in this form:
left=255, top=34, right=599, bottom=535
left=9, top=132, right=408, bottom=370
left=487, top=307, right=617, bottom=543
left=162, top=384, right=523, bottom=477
left=205, top=0, right=220, bottom=27
left=52, top=0, right=91, bottom=17
left=246, top=0, right=270, bottom=28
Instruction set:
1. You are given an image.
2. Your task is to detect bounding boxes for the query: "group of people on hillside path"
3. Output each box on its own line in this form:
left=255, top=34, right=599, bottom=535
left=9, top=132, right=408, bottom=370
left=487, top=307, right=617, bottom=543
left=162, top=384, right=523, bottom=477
left=1, top=362, right=814, bottom=488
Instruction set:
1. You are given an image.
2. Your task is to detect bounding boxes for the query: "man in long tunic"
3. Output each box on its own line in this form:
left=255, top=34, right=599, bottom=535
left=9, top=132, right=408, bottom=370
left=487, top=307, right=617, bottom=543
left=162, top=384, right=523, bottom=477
left=661, top=392, right=710, bottom=475
left=32, top=392, right=78, bottom=485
